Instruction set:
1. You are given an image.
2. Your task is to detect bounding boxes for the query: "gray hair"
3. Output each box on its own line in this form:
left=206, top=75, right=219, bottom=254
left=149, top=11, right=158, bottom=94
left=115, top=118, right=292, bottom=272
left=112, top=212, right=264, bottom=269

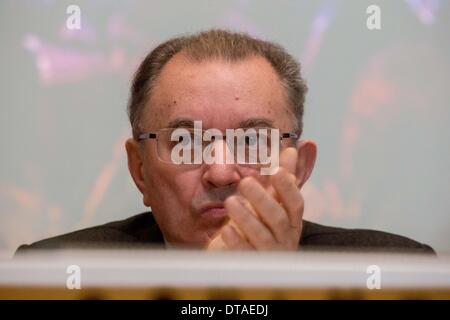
left=127, top=29, right=307, bottom=139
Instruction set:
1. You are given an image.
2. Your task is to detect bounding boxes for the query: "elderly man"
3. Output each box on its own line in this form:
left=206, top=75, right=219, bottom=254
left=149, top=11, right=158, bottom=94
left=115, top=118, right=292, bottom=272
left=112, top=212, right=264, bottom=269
left=17, top=30, right=433, bottom=253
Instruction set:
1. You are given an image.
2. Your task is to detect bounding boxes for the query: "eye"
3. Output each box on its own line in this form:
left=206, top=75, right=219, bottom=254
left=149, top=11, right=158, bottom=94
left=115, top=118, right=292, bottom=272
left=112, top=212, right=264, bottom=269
left=244, top=134, right=258, bottom=146
left=178, top=133, right=193, bottom=146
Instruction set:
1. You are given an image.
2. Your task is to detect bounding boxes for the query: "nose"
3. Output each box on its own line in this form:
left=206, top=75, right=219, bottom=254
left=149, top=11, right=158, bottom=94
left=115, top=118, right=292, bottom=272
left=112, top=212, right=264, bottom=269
left=202, top=162, right=241, bottom=188
left=201, top=139, right=241, bottom=188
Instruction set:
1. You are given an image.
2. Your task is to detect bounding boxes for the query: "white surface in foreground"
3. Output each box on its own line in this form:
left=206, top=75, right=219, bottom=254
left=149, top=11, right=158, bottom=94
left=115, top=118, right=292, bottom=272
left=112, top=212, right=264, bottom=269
left=0, top=250, right=449, bottom=288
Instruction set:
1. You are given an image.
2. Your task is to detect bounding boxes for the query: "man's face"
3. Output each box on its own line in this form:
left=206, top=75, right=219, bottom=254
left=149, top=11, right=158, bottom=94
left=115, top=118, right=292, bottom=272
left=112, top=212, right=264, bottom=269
left=134, top=53, right=297, bottom=246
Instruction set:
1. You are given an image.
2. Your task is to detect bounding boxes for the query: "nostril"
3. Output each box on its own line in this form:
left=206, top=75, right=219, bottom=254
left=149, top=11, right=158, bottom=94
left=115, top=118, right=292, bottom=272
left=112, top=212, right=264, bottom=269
left=202, top=163, right=241, bottom=188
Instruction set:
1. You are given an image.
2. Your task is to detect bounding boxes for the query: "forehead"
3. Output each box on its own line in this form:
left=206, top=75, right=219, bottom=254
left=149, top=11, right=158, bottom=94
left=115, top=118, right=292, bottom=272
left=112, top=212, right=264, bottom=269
left=143, top=52, right=294, bottom=130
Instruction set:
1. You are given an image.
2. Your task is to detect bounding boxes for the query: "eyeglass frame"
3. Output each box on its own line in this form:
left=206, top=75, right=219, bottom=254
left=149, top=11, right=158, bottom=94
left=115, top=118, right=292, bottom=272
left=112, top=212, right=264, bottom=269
left=137, top=127, right=299, bottom=164
left=137, top=128, right=298, bottom=142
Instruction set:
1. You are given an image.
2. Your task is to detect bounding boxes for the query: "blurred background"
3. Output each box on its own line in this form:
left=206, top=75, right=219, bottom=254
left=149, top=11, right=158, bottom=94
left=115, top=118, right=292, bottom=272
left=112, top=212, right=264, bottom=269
left=0, top=0, right=448, bottom=256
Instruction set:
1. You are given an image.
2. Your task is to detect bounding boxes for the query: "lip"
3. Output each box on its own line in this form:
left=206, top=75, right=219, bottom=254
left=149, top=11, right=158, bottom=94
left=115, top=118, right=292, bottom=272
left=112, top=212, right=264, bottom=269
left=200, top=203, right=226, bottom=218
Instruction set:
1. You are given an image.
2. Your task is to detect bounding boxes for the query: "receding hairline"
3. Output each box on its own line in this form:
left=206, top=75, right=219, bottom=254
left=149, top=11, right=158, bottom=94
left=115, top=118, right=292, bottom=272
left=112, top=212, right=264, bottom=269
left=128, top=29, right=307, bottom=139
left=147, top=49, right=291, bottom=93
left=142, top=50, right=296, bottom=129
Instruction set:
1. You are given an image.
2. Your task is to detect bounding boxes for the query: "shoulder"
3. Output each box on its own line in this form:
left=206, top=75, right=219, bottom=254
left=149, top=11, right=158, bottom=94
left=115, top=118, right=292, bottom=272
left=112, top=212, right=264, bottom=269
left=16, top=212, right=164, bottom=253
left=301, top=220, right=435, bottom=254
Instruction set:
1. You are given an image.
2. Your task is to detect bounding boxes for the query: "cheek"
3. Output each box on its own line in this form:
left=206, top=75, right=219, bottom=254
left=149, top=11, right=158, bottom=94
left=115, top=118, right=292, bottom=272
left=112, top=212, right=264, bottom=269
left=144, top=162, right=202, bottom=210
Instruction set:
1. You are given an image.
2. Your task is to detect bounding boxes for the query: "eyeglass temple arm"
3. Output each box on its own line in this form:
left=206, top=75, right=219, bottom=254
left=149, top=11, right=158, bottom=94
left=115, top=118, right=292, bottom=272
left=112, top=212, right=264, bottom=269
left=137, top=133, right=157, bottom=141
left=281, top=132, right=298, bottom=139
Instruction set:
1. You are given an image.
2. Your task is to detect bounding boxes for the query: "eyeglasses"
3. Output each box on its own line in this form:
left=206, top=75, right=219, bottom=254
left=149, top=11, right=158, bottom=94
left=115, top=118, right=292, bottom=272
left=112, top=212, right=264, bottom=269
left=137, top=127, right=298, bottom=166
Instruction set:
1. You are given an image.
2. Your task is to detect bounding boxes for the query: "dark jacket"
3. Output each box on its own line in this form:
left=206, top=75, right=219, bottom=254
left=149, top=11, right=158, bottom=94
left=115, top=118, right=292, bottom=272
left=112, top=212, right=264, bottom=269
left=16, top=212, right=434, bottom=254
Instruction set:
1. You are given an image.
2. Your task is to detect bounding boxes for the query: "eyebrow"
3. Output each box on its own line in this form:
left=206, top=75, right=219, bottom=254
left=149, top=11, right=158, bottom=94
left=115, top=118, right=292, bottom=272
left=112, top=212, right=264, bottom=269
left=166, top=117, right=274, bottom=129
left=167, top=118, right=195, bottom=128
left=238, top=118, right=274, bottom=128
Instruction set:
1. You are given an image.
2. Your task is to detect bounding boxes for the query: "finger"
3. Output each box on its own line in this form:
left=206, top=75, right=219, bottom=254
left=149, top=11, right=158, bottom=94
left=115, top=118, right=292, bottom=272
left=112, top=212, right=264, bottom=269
left=263, top=147, right=298, bottom=201
left=279, top=147, right=298, bottom=176
left=238, top=177, right=289, bottom=243
left=225, top=195, right=276, bottom=249
left=221, top=224, right=254, bottom=250
left=271, top=168, right=304, bottom=228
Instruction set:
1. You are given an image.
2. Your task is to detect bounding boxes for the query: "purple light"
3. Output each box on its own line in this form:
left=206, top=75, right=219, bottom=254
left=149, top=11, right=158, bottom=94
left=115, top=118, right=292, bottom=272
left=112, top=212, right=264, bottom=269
left=405, top=0, right=442, bottom=25
left=300, top=1, right=336, bottom=75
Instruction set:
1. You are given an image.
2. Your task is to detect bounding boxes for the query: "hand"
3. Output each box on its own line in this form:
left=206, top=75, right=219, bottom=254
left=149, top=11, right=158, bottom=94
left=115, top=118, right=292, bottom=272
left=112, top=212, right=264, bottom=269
left=207, top=147, right=304, bottom=251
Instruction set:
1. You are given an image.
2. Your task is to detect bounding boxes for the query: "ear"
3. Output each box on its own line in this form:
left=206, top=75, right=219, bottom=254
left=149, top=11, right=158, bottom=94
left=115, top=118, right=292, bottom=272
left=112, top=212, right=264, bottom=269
left=125, top=138, right=152, bottom=207
left=294, top=139, right=317, bottom=188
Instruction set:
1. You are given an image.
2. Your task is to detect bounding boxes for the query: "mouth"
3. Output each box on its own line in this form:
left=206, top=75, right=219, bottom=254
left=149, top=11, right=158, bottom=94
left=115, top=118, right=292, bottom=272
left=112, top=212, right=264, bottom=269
left=199, top=203, right=226, bottom=219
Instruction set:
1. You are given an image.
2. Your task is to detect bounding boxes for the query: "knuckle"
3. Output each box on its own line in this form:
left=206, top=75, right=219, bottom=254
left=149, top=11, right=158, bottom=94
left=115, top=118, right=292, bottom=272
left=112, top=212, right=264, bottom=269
left=291, top=195, right=304, bottom=212
left=292, top=202, right=303, bottom=215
